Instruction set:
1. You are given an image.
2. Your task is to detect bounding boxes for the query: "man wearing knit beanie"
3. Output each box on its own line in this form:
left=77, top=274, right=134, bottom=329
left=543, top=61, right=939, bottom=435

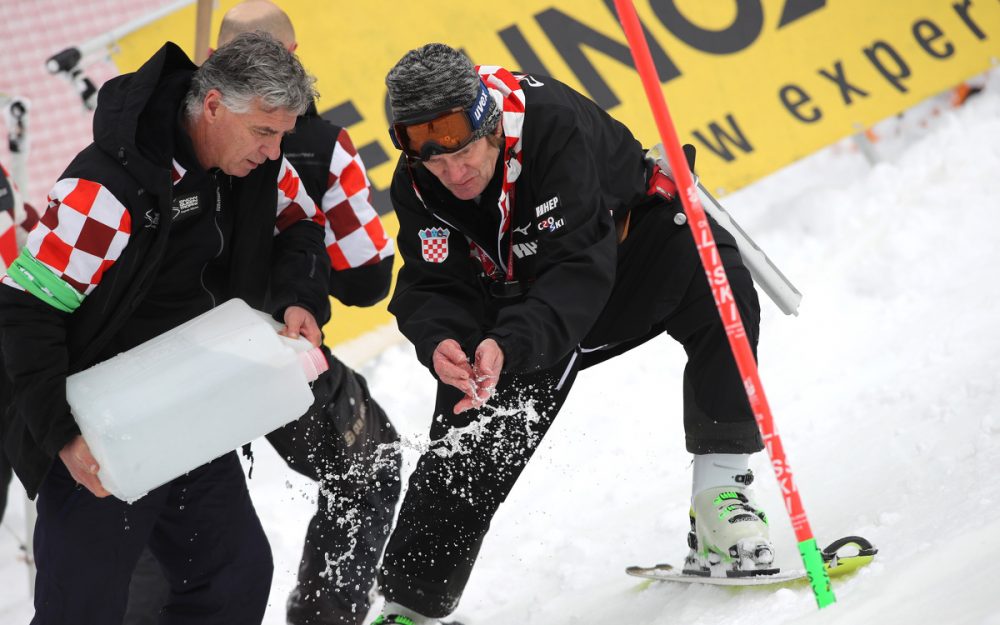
left=386, top=43, right=501, bottom=148
left=375, top=43, right=773, bottom=625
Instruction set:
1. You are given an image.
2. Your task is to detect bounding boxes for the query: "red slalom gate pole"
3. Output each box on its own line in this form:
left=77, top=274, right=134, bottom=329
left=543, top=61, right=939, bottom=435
left=613, top=0, right=835, bottom=608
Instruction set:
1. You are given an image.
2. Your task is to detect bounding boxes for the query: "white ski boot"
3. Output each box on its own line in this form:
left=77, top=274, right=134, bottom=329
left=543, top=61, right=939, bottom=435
left=684, top=479, right=777, bottom=577
left=371, top=602, right=465, bottom=625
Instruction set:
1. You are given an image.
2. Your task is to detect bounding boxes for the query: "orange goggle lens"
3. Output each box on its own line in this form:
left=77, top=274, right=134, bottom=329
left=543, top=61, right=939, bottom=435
left=395, top=109, right=476, bottom=160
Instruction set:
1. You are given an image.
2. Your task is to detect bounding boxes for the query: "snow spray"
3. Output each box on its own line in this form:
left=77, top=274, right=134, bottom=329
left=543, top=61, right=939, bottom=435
left=613, top=0, right=836, bottom=608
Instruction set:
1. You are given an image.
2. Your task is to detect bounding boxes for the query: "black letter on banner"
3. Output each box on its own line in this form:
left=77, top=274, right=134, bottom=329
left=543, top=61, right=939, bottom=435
left=913, top=19, right=955, bottom=59
left=818, top=61, right=870, bottom=105
left=322, top=100, right=392, bottom=215
left=499, top=24, right=553, bottom=75
left=536, top=7, right=680, bottom=109
left=779, top=85, right=822, bottom=122
left=952, top=0, right=987, bottom=40
left=650, top=0, right=763, bottom=54
left=691, top=114, right=754, bottom=162
left=778, top=0, right=826, bottom=28
left=863, top=41, right=911, bottom=94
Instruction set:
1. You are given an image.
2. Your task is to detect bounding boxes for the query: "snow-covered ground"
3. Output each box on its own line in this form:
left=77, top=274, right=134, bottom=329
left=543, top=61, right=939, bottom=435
left=3, top=74, right=998, bottom=624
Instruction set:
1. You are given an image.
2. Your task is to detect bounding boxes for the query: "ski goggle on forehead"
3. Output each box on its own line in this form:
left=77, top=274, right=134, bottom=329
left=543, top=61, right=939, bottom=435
left=389, top=79, right=492, bottom=161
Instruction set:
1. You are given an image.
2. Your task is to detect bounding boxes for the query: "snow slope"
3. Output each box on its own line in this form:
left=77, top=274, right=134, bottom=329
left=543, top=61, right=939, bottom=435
left=2, top=74, right=998, bottom=624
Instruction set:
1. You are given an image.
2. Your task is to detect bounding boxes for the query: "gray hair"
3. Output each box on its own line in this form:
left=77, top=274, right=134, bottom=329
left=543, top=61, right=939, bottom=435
left=184, top=31, right=316, bottom=118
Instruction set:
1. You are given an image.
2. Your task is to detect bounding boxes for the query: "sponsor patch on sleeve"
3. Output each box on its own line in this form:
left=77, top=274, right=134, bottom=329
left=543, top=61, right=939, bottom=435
left=536, top=211, right=565, bottom=234
left=170, top=191, right=203, bottom=223
left=534, top=195, right=560, bottom=218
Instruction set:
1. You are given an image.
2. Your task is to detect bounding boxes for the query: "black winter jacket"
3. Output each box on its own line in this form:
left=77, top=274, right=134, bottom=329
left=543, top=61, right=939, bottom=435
left=283, top=104, right=393, bottom=311
left=388, top=73, right=649, bottom=375
left=0, top=43, right=329, bottom=498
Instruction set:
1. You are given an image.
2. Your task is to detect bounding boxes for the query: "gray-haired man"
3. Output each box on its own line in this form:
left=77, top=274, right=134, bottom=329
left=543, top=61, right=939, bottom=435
left=0, top=32, right=329, bottom=623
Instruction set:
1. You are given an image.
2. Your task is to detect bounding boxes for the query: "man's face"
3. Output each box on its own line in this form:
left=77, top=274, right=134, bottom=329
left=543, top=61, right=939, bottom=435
left=202, top=92, right=297, bottom=177
left=421, top=136, right=501, bottom=201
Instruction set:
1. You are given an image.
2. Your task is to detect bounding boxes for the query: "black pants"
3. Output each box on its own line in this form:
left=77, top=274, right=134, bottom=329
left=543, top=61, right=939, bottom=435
left=267, top=349, right=401, bottom=625
left=124, top=349, right=401, bottom=625
left=32, top=452, right=272, bottom=625
left=379, top=200, right=763, bottom=617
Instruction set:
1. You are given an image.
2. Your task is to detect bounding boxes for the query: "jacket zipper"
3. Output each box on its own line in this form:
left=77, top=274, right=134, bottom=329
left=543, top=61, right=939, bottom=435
left=200, top=176, right=224, bottom=308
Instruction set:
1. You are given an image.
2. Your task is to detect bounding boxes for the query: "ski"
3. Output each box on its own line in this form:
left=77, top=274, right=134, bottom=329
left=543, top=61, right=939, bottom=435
left=627, top=536, right=876, bottom=587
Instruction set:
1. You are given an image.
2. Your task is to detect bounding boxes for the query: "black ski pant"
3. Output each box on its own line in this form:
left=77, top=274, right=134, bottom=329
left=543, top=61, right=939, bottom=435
left=31, top=451, right=272, bottom=625
left=267, top=348, right=402, bottom=625
left=379, top=199, right=763, bottom=617
left=123, top=348, right=401, bottom=625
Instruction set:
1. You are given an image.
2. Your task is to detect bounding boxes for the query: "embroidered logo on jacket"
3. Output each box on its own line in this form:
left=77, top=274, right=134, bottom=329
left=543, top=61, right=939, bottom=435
left=537, top=214, right=565, bottom=233
left=419, top=227, right=450, bottom=263
left=514, top=73, right=545, bottom=88
left=512, top=242, right=538, bottom=258
left=534, top=195, right=559, bottom=218
left=171, top=191, right=202, bottom=223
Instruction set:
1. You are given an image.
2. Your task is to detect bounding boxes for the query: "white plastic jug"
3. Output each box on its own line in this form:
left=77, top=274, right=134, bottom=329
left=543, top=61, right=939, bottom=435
left=66, top=298, right=328, bottom=501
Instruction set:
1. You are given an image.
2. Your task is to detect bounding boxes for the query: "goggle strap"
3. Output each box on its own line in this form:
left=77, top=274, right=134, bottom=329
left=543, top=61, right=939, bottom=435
left=388, top=125, right=403, bottom=150
left=467, top=79, right=491, bottom=131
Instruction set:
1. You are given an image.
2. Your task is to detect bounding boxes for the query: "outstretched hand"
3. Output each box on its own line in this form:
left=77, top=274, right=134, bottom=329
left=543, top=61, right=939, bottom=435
left=433, top=338, right=505, bottom=414
left=453, top=338, right=504, bottom=413
left=59, top=435, right=110, bottom=498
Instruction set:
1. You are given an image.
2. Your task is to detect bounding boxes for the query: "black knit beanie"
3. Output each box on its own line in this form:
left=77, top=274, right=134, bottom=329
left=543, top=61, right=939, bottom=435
left=385, top=43, right=500, bottom=137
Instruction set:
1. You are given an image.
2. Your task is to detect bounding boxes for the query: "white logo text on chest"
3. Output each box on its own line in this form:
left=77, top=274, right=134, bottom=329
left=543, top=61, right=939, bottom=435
left=534, top=196, right=559, bottom=218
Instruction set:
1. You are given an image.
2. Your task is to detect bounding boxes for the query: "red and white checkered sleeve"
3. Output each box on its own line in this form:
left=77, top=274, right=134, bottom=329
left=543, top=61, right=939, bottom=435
left=321, top=128, right=394, bottom=271
left=275, top=156, right=326, bottom=234
left=1, top=178, right=131, bottom=304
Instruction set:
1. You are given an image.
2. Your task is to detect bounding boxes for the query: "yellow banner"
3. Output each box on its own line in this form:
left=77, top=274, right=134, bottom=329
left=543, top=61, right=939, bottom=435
left=111, top=0, right=1000, bottom=345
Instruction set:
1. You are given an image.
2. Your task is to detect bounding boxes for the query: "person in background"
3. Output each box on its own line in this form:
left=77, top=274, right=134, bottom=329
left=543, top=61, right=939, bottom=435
left=124, top=3, right=400, bottom=625
left=0, top=32, right=329, bottom=624
left=371, top=43, right=772, bottom=625
left=0, top=160, right=38, bottom=525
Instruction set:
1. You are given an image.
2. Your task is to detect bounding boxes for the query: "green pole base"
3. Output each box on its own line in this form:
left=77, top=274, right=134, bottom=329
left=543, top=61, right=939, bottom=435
left=799, top=538, right=837, bottom=608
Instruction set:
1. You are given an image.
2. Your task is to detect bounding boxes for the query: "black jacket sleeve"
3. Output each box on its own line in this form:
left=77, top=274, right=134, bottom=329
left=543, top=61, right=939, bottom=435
left=0, top=285, right=80, bottom=460
left=488, top=107, right=618, bottom=373
left=328, top=255, right=394, bottom=307
left=268, top=220, right=331, bottom=324
left=387, top=171, right=488, bottom=371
